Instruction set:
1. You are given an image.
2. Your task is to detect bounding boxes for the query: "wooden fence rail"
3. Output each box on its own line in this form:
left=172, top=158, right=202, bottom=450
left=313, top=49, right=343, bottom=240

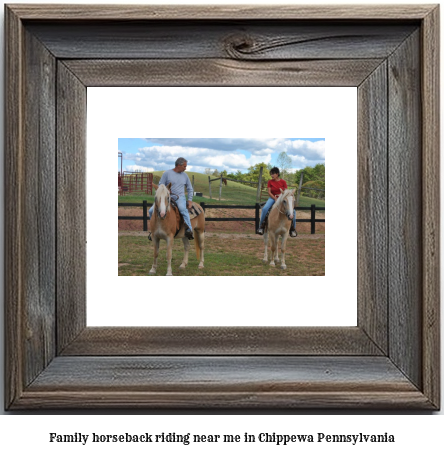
left=118, top=202, right=325, bottom=234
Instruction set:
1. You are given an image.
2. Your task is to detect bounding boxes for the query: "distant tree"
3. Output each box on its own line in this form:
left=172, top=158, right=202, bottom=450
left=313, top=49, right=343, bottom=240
left=276, top=151, right=292, bottom=179
left=213, top=169, right=220, bottom=177
left=245, top=162, right=272, bottom=186
left=205, top=168, right=213, bottom=175
left=294, top=163, right=325, bottom=199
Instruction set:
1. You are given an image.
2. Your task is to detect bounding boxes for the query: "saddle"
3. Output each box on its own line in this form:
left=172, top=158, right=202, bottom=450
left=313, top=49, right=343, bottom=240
left=170, top=200, right=203, bottom=237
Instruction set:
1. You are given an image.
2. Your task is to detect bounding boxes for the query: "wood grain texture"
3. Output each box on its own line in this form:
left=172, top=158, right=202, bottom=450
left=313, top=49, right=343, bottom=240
left=421, top=6, right=440, bottom=409
left=26, top=22, right=416, bottom=60
left=64, top=59, right=384, bottom=87
left=15, top=356, right=433, bottom=409
left=61, top=327, right=383, bottom=356
left=4, top=4, right=24, bottom=410
left=388, top=31, right=422, bottom=389
left=22, top=28, right=57, bottom=387
left=357, top=62, right=388, bottom=353
left=56, top=62, right=87, bottom=353
left=7, top=4, right=435, bottom=20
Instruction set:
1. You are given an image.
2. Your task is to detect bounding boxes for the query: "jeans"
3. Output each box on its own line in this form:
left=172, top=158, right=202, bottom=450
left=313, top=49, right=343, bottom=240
left=149, top=196, right=193, bottom=231
left=259, top=197, right=296, bottom=229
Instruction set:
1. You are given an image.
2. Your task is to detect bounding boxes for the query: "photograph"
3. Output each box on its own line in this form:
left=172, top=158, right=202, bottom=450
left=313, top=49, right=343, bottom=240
left=118, top=138, right=325, bottom=277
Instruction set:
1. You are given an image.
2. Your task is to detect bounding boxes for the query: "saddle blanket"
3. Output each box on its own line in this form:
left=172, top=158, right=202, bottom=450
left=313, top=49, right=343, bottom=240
left=188, top=203, right=203, bottom=220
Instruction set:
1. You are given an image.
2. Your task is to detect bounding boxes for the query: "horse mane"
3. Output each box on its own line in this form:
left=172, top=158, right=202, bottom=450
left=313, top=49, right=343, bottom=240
left=155, top=184, right=171, bottom=210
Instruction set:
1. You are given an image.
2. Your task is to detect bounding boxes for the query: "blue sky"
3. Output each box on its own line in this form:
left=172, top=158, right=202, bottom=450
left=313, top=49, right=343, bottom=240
left=118, top=138, right=325, bottom=174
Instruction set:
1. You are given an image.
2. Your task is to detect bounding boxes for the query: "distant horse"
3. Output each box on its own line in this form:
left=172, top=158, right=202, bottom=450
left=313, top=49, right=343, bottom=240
left=262, top=188, right=295, bottom=269
left=222, top=178, right=228, bottom=186
left=149, top=183, right=205, bottom=276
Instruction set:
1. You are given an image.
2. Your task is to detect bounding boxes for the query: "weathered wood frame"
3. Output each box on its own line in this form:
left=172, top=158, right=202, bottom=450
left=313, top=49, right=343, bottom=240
left=5, top=4, right=440, bottom=409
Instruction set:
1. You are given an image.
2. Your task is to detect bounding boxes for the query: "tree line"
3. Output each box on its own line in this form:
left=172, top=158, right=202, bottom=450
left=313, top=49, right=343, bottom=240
left=205, top=151, right=325, bottom=199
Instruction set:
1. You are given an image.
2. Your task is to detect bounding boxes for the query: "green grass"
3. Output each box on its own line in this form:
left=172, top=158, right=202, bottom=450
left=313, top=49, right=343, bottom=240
left=119, top=234, right=325, bottom=277
left=119, top=171, right=325, bottom=210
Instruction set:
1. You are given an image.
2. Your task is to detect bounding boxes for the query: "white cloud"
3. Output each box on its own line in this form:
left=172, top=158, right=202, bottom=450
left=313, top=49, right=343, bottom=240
left=125, top=144, right=272, bottom=173
left=145, top=138, right=279, bottom=155
left=122, top=139, right=324, bottom=173
left=286, top=140, right=325, bottom=161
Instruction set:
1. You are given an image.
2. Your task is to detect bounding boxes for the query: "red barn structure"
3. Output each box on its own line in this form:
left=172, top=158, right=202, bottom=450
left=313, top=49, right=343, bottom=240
left=119, top=172, right=153, bottom=196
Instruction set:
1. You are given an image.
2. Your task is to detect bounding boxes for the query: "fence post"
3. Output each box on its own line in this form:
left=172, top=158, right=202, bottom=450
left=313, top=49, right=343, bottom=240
left=256, top=166, right=263, bottom=203
left=219, top=176, right=223, bottom=201
left=208, top=176, right=212, bottom=199
left=311, top=204, right=316, bottom=234
left=255, top=203, right=260, bottom=232
left=296, top=171, right=304, bottom=207
left=143, top=200, right=148, bottom=232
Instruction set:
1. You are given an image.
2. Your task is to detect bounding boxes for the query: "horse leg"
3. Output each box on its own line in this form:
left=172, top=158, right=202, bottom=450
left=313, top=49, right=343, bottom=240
left=149, top=237, right=160, bottom=275
left=280, top=233, right=289, bottom=270
left=262, top=231, right=268, bottom=263
left=196, top=231, right=205, bottom=268
left=165, top=235, right=174, bottom=276
left=180, top=237, right=190, bottom=269
left=269, top=233, right=277, bottom=267
left=274, top=235, right=280, bottom=263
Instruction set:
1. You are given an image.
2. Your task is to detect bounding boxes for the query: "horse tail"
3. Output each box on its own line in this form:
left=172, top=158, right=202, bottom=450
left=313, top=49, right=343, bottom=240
left=195, top=237, right=200, bottom=260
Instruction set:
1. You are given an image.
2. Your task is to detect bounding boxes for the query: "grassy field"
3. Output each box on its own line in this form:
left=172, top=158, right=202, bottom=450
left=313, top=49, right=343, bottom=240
left=119, top=233, right=325, bottom=276
left=119, top=171, right=325, bottom=209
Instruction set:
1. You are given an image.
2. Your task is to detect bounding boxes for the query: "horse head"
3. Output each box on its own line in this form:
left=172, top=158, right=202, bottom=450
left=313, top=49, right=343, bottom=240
left=154, top=183, right=171, bottom=219
left=277, top=188, right=295, bottom=220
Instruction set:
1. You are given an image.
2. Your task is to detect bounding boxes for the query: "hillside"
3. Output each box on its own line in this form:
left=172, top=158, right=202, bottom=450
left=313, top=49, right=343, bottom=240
left=119, top=171, right=324, bottom=209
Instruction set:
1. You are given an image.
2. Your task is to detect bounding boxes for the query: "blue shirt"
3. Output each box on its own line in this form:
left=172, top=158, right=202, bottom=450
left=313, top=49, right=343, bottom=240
left=158, top=169, right=193, bottom=201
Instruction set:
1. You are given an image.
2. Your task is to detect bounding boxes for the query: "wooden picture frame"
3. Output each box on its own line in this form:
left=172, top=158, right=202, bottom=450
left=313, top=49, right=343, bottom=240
left=5, top=4, right=440, bottom=410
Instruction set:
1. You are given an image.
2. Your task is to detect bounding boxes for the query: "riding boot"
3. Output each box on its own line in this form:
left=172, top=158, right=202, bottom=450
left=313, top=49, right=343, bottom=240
left=256, top=222, right=265, bottom=235
left=185, top=227, right=194, bottom=240
left=289, top=227, right=297, bottom=237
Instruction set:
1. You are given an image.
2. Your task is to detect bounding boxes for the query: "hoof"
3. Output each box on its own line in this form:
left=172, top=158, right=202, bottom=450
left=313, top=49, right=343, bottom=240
left=198, top=264, right=204, bottom=269
left=269, top=262, right=276, bottom=267
left=280, top=264, right=287, bottom=270
left=149, top=269, right=156, bottom=275
left=166, top=272, right=173, bottom=276
left=179, top=264, right=187, bottom=269
left=262, top=259, right=268, bottom=263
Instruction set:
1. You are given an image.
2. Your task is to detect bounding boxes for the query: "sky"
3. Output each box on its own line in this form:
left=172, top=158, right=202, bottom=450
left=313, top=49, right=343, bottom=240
left=118, top=138, right=325, bottom=174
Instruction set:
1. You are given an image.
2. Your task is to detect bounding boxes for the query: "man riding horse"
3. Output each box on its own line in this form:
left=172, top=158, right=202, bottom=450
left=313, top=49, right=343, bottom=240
left=149, top=157, right=195, bottom=240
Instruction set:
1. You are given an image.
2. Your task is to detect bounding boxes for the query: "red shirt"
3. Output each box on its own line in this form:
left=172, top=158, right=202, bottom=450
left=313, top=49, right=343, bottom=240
left=267, top=179, right=287, bottom=196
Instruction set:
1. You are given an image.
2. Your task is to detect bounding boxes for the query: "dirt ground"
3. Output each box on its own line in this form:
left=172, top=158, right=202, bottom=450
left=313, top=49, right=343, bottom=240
left=118, top=207, right=325, bottom=276
left=118, top=207, right=325, bottom=235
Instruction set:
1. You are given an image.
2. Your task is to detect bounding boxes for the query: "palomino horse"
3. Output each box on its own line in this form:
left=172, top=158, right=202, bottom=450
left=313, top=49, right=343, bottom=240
left=262, top=188, right=295, bottom=269
left=149, top=183, right=205, bottom=276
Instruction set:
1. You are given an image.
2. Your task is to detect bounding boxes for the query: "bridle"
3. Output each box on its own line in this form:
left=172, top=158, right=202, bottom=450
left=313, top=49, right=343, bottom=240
left=278, top=193, right=294, bottom=220
left=155, top=189, right=170, bottom=220
left=155, top=188, right=180, bottom=220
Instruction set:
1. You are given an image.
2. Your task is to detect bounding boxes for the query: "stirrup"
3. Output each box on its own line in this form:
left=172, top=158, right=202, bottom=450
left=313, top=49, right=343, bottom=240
left=148, top=232, right=152, bottom=241
left=256, top=228, right=264, bottom=235
left=289, top=229, right=297, bottom=238
left=185, top=228, right=194, bottom=240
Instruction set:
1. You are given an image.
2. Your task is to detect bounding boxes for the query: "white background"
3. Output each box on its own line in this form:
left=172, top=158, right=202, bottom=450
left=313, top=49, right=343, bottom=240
left=0, top=0, right=442, bottom=451
left=88, top=87, right=357, bottom=326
